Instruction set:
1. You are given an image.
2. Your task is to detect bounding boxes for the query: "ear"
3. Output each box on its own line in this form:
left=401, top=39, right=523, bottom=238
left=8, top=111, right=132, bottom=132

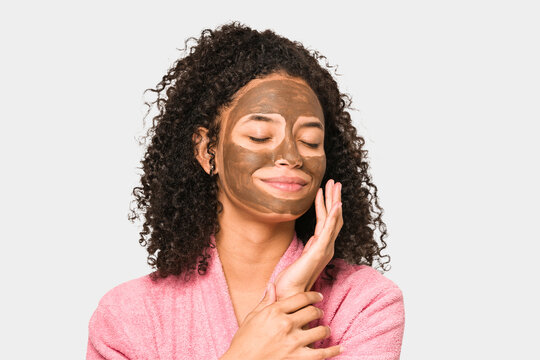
left=192, top=126, right=217, bottom=175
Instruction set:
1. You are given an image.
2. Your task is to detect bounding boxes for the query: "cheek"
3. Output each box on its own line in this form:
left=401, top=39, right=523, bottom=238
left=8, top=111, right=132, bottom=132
left=222, top=143, right=273, bottom=182
left=304, top=155, right=326, bottom=182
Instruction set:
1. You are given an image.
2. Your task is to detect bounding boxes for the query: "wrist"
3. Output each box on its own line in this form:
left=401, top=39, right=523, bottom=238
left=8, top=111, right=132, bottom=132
left=276, top=286, right=305, bottom=301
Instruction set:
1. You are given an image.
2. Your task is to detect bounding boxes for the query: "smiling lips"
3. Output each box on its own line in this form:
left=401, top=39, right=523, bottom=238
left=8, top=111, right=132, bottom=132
left=260, top=176, right=308, bottom=192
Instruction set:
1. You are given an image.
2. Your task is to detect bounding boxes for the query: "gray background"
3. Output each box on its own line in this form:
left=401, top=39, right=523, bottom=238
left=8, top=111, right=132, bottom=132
left=1, top=0, right=538, bottom=359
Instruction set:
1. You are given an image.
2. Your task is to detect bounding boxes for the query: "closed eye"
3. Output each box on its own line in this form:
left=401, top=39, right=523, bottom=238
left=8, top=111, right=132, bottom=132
left=302, top=141, right=320, bottom=149
left=249, top=137, right=320, bottom=148
left=249, top=136, right=271, bottom=143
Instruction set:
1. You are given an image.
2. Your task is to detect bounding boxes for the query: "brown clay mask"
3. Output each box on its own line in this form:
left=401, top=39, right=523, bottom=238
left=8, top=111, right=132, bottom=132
left=217, top=77, right=326, bottom=215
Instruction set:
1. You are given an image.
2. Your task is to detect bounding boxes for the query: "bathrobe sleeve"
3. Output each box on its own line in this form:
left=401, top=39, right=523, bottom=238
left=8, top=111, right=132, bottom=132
left=335, top=283, right=405, bottom=360
left=86, top=304, right=132, bottom=360
left=86, top=275, right=162, bottom=360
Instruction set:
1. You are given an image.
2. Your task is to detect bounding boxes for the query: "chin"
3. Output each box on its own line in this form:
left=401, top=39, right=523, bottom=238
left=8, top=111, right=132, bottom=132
left=251, top=203, right=311, bottom=221
left=257, top=212, right=303, bottom=224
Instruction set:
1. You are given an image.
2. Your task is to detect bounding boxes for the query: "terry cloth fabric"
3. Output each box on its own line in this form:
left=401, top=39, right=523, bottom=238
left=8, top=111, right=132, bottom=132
left=87, top=232, right=405, bottom=359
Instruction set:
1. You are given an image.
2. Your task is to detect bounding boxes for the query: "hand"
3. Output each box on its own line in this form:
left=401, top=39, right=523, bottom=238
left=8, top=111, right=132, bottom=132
left=274, top=179, right=344, bottom=301
left=223, top=283, right=343, bottom=360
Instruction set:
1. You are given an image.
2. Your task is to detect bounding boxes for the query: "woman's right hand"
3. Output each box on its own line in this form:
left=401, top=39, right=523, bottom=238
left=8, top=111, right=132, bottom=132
left=222, top=282, right=343, bottom=360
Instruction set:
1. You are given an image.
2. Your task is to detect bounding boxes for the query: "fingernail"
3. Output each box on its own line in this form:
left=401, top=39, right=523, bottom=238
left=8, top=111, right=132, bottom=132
left=318, top=292, right=323, bottom=300
left=340, top=345, right=345, bottom=353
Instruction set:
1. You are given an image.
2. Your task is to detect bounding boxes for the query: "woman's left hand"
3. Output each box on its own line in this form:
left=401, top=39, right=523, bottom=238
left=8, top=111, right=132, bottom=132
left=274, top=179, right=344, bottom=301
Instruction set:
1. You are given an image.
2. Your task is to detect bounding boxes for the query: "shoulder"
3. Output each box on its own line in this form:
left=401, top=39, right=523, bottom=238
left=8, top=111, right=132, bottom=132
left=95, top=271, right=191, bottom=310
left=88, top=273, right=166, bottom=357
left=88, top=273, right=184, bottom=339
left=314, top=259, right=405, bottom=354
left=96, top=273, right=156, bottom=309
left=312, top=259, right=405, bottom=357
left=330, top=258, right=403, bottom=298
left=316, top=258, right=404, bottom=325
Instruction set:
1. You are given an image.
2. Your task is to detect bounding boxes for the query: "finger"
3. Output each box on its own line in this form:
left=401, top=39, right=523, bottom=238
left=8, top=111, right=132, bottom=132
left=330, top=201, right=342, bottom=224
left=290, top=304, right=322, bottom=329
left=332, top=202, right=343, bottom=234
left=299, top=344, right=343, bottom=359
left=317, top=201, right=342, bottom=246
left=325, top=179, right=334, bottom=215
left=298, top=325, right=330, bottom=348
left=334, top=182, right=342, bottom=205
left=319, top=344, right=344, bottom=358
left=338, top=184, right=343, bottom=226
left=314, top=188, right=326, bottom=236
left=305, top=202, right=342, bottom=259
left=337, top=201, right=344, bottom=230
left=334, top=182, right=343, bottom=228
left=326, top=179, right=335, bottom=212
left=278, top=291, right=323, bottom=314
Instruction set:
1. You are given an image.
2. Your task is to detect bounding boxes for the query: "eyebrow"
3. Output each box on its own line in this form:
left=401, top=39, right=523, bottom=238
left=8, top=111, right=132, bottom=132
left=300, top=121, right=324, bottom=130
left=245, top=114, right=276, bottom=123
left=244, top=114, right=324, bottom=130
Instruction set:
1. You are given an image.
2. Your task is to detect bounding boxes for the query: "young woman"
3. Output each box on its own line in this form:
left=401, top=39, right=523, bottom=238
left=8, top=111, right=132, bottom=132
left=87, top=22, right=405, bottom=360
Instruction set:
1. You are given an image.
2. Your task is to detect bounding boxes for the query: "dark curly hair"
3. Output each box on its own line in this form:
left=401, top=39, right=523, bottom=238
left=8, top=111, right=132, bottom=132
left=128, top=21, right=391, bottom=283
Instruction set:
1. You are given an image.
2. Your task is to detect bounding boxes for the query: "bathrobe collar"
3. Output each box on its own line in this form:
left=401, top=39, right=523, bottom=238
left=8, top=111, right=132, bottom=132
left=197, top=232, right=303, bottom=358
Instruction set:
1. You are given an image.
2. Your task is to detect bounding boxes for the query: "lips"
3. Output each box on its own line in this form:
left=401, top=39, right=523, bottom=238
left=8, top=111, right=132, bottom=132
left=260, top=176, right=308, bottom=186
left=257, top=175, right=310, bottom=194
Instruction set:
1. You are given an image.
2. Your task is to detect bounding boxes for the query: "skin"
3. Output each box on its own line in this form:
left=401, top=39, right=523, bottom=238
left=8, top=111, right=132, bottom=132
left=193, top=71, right=343, bottom=327
left=220, top=77, right=326, bottom=215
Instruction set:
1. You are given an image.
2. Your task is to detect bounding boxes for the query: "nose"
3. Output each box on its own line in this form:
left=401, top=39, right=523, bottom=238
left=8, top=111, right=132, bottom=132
left=274, top=138, right=303, bottom=168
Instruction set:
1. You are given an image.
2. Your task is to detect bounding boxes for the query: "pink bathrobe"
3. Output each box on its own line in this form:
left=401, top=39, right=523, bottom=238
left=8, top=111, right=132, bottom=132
left=87, top=233, right=405, bottom=359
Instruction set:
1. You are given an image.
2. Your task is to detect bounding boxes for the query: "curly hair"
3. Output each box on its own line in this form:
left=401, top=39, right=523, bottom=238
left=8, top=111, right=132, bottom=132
left=128, top=21, right=391, bottom=283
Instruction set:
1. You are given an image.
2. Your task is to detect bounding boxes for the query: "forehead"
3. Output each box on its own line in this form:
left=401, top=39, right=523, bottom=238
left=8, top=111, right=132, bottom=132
left=223, top=76, right=325, bottom=130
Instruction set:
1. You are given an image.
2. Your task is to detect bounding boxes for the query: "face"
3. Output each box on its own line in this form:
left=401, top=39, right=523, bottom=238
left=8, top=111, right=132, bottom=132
left=215, top=72, right=326, bottom=218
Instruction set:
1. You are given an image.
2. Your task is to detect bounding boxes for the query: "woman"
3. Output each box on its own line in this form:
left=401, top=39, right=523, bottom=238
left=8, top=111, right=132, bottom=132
left=87, top=22, right=404, bottom=359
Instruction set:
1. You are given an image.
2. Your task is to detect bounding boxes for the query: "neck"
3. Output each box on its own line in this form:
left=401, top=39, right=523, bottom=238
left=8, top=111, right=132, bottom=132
left=214, top=194, right=297, bottom=292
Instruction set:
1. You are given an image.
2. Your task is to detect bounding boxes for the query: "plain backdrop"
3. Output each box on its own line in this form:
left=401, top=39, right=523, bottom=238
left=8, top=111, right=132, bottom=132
left=1, top=0, right=539, bottom=359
